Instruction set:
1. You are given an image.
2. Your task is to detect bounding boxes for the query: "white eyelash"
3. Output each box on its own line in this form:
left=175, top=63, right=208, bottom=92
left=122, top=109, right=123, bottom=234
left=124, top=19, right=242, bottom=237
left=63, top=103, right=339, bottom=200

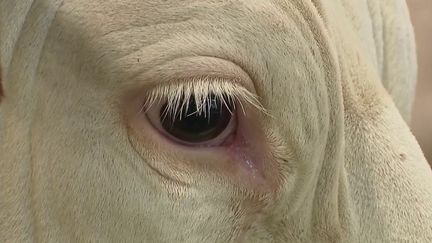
left=141, top=77, right=267, bottom=122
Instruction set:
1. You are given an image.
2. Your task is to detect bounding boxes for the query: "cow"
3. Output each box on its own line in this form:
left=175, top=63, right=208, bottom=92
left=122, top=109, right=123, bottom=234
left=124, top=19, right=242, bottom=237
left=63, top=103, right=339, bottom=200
left=1, top=0, right=431, bottom=242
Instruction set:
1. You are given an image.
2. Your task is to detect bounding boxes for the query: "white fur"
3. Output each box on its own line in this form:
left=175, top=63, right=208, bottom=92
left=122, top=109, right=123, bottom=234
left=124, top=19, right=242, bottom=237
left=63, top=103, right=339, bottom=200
left=1, top=0, right=431, bottom=242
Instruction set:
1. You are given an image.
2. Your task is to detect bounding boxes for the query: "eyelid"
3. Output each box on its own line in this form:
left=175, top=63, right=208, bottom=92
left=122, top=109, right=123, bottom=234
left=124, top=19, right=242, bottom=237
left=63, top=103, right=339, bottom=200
left=122, top=56, right=257, bottom=97
left=140, top=78, right=267, bottom=119
left=122, top=61, right=277, bottom=190
left=139, top=78, right=266, bottom=148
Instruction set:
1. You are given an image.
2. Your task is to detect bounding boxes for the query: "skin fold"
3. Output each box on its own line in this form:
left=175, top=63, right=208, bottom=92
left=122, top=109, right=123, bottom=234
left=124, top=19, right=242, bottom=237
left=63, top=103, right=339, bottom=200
left=0, top=0, right=431, bottom=242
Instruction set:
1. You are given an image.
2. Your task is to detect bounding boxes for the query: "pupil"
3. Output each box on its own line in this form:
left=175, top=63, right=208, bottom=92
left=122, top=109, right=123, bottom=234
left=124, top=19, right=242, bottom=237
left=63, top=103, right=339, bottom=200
left=160, top=95, right=233, bottom=143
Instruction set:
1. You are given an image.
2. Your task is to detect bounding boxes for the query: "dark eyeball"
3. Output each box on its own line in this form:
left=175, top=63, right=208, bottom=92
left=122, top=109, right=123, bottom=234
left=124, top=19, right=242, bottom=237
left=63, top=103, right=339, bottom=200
left=146, top=94, right=236, bottom=146
left=161, top=94, right=234, bottom=143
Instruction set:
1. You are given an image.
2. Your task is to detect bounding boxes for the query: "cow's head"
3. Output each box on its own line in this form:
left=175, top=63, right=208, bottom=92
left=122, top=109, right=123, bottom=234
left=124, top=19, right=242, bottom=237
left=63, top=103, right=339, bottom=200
left=0, top=0, right=431, bottom=242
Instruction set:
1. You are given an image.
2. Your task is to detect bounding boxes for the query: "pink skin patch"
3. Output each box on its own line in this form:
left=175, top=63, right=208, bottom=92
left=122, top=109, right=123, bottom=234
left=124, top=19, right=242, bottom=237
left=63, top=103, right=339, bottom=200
left=234, top=120, right=280, bottom=193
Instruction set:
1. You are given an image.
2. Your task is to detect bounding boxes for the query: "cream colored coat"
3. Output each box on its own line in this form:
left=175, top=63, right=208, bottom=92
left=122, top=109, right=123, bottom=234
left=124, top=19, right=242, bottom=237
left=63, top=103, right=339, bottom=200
left=1, top=0, right=431, bottom=242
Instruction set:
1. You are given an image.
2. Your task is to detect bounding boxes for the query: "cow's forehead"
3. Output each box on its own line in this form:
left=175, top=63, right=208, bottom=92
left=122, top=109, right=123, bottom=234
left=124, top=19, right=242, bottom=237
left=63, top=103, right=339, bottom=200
left=51, top=0, right=332, bottom=98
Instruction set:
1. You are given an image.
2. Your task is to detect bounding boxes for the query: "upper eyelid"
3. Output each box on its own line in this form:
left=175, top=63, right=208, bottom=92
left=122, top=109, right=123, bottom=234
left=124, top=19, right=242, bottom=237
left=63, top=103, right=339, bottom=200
left=121, top=56, right=256, bottom=94
left=141, top=77, right=268, bottom=118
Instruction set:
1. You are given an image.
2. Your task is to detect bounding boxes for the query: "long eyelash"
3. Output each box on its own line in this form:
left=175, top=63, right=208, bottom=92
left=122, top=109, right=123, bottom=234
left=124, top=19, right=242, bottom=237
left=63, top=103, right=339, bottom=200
left=141, top=77, right=268, bottom=121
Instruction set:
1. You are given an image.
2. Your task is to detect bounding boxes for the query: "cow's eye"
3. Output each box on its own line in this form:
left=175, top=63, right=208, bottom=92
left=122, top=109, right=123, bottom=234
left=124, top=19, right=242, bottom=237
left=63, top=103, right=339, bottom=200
left=146, top=94, right=236, bottom=146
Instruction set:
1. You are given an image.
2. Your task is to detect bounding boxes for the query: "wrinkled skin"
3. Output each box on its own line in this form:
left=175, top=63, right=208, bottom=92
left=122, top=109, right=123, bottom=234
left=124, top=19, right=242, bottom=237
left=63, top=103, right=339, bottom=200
left=1, top=0, right=431, bottom=242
